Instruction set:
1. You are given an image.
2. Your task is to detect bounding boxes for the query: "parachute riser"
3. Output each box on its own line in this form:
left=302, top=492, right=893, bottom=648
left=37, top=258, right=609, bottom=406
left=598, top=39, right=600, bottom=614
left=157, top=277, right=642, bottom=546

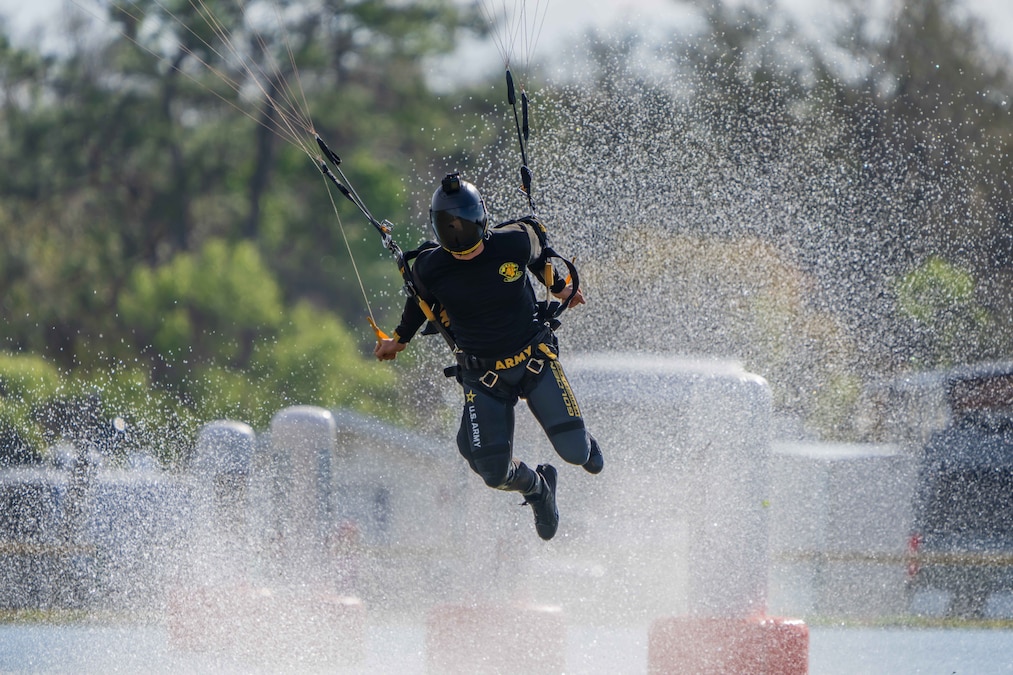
left=506, top=69, right=535, bottom=214
left=504, top=70, right=581, bottom=321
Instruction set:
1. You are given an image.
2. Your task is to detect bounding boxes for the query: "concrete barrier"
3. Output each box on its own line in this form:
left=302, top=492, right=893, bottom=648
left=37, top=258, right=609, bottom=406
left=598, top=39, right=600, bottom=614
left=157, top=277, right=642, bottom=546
left=269, top=405, right=336, bottom=575
left=768, top=442, right=915, bottom=618
left=540, top=353, right=773, bottom=619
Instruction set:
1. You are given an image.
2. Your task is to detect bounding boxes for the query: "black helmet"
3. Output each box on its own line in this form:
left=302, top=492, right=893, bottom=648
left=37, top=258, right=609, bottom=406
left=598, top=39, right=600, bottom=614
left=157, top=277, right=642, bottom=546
left=430, top=172, right=488, bottom=254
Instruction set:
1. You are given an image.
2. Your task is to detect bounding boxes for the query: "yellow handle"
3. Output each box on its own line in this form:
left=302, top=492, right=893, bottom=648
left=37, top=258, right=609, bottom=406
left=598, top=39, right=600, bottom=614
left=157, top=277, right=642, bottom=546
left=367, top=316, right=390, bottom=341
left=418, top=298, right=439, bottom=323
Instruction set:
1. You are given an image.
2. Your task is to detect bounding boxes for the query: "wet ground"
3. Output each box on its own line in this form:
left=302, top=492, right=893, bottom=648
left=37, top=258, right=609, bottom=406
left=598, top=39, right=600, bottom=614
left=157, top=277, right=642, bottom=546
left=3, top=620, right=1013, bottom=673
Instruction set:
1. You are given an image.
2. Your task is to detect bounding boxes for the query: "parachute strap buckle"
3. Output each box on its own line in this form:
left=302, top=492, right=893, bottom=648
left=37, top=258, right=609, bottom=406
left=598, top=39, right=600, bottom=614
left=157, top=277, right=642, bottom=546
left=526, top=358, right=545, bottom=375
left=479, top=370, right=499, bottom=388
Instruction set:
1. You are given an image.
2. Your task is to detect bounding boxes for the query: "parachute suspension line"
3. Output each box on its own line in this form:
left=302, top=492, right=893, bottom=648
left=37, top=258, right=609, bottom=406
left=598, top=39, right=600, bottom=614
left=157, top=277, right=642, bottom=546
left=220, top=0, right=317, bottom=145
left=262, top=0, right=316, bottom=139
left=515, top=0, right=550, bottom=73
left=184, top=0, right=316, bottom=156
left=179, top=0, right=395, bottom=343
left=71, top=0, right=405, bottom=344
left=477, top=1, right=551, bottom=74
left=475, top=3, right=551, bottom=215
left=92, top=0, right=317, bottom=158
left=479, top=4, right=582, bottom=323
left=315, top=137, right=405, bottom=342
left=317, top=172, right=380, bottom=336
left=315, top=136, right=459, bottom=350
left=476, top=4, right=502, bottom=66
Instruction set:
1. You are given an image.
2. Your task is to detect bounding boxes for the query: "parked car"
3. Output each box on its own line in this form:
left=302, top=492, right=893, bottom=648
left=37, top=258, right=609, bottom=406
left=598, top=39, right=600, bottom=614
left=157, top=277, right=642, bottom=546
left=907, top=363, right=1013, bottom=618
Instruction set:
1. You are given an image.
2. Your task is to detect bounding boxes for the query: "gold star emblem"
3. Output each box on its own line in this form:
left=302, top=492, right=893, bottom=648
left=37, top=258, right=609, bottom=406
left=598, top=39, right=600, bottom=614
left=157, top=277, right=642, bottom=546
left=466, top=390, right=477, bottom=403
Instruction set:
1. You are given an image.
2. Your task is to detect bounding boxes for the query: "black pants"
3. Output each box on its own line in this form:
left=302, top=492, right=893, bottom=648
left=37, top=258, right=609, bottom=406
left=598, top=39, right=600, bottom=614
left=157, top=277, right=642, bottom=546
left=455, top=356, right=591, bottom=494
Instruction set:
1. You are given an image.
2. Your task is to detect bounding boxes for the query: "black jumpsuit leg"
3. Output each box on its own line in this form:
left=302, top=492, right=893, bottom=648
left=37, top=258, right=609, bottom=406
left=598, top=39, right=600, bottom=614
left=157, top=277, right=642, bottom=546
left=455, top=379, right=539, bottom=494
left=524, top=359, right=593, bottom=466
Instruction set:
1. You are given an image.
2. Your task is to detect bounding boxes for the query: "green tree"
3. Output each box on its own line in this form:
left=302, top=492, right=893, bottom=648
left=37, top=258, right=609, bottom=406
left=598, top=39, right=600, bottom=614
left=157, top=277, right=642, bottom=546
left=0, top=0, right=489, bottom=445
left=0, top=0, right=485, bottom=364
left=118, top=238, right=285, bottom=375
left=0, top=352, right=62, bottom=462
left=116, top=238, right=392, bottom=435
left=896, top=256, right=992, bottom=368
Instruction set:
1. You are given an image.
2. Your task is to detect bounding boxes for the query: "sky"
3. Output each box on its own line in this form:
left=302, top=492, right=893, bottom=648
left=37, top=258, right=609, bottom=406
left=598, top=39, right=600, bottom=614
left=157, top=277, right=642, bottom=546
left=529, top=0, right=1013, bottom=67
left=2, top=0, right=1012, bottom=47
left=1, top=0, right=1012, bottom=68
left=545, top=0, right=1013, bottom=37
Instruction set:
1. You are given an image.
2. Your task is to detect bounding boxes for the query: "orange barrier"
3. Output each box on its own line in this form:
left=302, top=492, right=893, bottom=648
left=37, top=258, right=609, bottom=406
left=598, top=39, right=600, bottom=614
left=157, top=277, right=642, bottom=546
left=426, top=602, right=565, bottom=674
left=648, top=615, right=808, bottom=675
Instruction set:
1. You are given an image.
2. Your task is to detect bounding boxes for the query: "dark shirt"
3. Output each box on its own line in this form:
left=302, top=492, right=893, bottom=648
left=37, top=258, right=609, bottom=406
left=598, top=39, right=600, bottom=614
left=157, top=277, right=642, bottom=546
left=394, top=221, right=561, bottom=358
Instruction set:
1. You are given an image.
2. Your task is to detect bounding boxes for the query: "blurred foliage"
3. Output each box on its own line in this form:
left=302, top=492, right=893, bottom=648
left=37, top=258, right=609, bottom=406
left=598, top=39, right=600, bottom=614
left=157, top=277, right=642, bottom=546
left=0, top=0, right=481, bottom=461
left=896, top=256, right=992, bottom=368
left=2, top=0, right=1013, bottom=451
left=584, top=227, right=864, bottom=437
left=0, top=352, right=62, bottom=462
left=118, top=239, right=285, bottom=375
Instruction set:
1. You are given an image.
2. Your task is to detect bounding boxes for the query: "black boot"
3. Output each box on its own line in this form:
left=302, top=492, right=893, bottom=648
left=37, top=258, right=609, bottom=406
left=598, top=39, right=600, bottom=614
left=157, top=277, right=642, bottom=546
left=582, top=435, right=604, bottom=474
left=522, top=464, right=558, bottom=541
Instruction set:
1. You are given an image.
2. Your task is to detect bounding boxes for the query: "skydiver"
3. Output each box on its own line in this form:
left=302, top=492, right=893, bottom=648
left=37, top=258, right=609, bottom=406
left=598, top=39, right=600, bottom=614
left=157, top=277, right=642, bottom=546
left=373, top=172, right=603, bottom=540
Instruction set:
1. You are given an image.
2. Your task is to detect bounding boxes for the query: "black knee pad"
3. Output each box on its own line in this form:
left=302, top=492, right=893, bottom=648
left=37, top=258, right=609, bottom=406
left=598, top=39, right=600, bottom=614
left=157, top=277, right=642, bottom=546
left=545, top=421, right=591, bottom=465
left=474, top=457, right=512, bottom=489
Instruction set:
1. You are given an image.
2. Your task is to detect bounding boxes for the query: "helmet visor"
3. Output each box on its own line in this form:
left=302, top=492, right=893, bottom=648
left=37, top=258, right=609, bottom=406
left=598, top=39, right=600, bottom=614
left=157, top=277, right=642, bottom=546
left=432, top=203, right=487, bottom=253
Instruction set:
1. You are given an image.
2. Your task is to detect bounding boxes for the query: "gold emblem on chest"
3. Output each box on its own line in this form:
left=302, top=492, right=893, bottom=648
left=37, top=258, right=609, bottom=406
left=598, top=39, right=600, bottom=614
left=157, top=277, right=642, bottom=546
left=499, top=262, right=523, bottom=282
